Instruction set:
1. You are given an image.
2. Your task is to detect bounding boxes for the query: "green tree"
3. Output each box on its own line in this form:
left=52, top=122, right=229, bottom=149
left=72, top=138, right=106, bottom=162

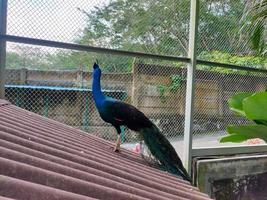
left=8, top=0, right=265, bottom=72
left=198, top=51, right=267, bottom=72
left=198, top=0, right=251, bottom=54
left=77, top=0, right=190, bottom=56
left=6, top=52, right=22, bottom=69
left=6, top=46, right=50, bottom=70
left=78, top=0, right=258, bottom=55
left=71, top=0, right=264, bottom=72
left=46, top=50, right=133, bottom=72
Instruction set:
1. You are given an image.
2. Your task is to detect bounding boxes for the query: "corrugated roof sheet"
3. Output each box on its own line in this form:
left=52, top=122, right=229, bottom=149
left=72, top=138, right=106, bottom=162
left=0, top=99, right=211, bottom=200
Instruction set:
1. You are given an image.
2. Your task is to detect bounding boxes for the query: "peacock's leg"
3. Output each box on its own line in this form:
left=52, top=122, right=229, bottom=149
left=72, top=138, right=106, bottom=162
left=114, top=126, right=121, bottom=152
left=114, top=134, right=121, bottom=152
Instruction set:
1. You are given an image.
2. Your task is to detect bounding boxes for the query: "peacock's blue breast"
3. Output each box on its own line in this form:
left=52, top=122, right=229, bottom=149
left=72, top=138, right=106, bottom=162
left=96, top=100, right=114, bottom=124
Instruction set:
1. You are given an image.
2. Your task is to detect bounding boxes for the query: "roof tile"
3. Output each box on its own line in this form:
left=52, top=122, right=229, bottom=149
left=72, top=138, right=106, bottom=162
left=0, top=100, right=211, bottom=200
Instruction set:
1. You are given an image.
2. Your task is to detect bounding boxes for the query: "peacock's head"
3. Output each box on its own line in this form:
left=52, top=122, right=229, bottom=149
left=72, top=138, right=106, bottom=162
left=93, top=62, right=101, bottom=78
left=93, top=62, right=99, bottom=69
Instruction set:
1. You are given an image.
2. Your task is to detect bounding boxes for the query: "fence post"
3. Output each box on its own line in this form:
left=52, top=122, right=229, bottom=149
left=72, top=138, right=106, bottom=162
left=77, top=70, right=84, bottom=88
left=183, top=0, right=199, bottom=175
left=131, top=61, right=142, bottom=109
left=0, top=0, right=8, bottom=99
left=20, top=68, right=28, bottom=84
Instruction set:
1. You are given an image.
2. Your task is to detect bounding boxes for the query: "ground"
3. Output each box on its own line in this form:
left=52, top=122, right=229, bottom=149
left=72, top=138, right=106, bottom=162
left=122, top=132, right=265, bottom=159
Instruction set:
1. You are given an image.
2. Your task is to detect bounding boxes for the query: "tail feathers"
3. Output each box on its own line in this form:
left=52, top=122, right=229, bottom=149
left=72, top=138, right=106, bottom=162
left=170, top=164, right=192, bottom=183
left=140, top=124, right=192, bottom=183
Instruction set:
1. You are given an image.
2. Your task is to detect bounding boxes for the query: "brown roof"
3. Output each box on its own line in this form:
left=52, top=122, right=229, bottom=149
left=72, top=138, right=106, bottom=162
left=0, top=99, right=211, bottom=200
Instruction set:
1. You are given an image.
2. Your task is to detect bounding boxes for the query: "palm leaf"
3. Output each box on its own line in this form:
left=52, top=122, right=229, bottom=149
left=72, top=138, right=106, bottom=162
left=243, top=0, right=267, bottom=55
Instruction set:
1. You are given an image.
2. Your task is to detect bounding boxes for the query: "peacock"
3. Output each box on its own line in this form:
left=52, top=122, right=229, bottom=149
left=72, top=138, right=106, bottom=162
left=92, top=62, right=191, bottom=182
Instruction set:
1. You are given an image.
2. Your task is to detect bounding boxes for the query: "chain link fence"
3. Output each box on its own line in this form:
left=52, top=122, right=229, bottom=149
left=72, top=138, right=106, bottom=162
left=7, top=0, right=98, bottom=43
left=193, top=0, right=267, bottom=147
left=4, top=0, right=267, bottom=149
left=192, top=65, right=267, bottom=147
left=7, top=0, right=190, bottom=56
left=5, top=42, right=188, bottom=143
left=198, top=0, right=266, bottom=69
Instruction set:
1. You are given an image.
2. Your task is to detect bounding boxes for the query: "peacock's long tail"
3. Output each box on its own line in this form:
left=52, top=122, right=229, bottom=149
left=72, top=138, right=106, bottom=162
left=139, top=124, right=192, bottom=183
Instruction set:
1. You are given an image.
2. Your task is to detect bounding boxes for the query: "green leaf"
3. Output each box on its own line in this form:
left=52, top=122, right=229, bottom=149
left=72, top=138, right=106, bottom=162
left=243, top=92, right=267, bottom=125
left=228, top=92, right=254, bottom=116
left=251, top=20, right=265, bottom=52
left=220, top=134, right=252, bottom=143
left=220, top=124, right=267, bottom=143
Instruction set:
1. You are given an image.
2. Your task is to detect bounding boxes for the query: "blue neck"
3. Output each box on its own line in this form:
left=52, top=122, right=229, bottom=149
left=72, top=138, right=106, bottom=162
left=92, top=69, right=105, bottom=106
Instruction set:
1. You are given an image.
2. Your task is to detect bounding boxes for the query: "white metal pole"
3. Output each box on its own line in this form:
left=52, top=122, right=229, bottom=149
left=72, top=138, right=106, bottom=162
left=0, top=0, right=8, bottom=99
left=183, top=0, right=199, bottom=175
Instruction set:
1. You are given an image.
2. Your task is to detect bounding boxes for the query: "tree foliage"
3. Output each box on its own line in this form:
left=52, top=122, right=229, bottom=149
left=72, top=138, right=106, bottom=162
left=198, top=50, right=266, bottom=73
left=241, top=0, right=267, bottom=55
left=6, top=46, right=50, bottom=70
left=77, top=0, right=190, bottom=56
left=78, top=0, right=255, bottom=55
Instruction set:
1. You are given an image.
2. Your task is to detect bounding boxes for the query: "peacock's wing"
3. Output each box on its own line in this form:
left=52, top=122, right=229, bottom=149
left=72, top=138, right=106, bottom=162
left=103, top=98, right=152, bottom=131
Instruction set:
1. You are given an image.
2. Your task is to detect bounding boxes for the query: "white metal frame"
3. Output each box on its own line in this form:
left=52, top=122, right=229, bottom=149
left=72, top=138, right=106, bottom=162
left=0, top=0, right=267, bottom=173
left=0, top=0, right=7, bottom=99
left=193, top=145, right=267, bottom=157
left=183, top=0, right=199, bottom=175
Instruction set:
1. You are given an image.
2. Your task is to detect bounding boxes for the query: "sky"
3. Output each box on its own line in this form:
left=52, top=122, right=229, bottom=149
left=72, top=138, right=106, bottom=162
left=7, top=0, right=108, bottom=43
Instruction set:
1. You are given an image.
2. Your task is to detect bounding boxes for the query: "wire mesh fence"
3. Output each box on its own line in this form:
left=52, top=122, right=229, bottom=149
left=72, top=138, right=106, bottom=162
left=5, top=42, right=188, bottom=143
left=5, top=42, right=267, bottom=146
left=5, top=0, right=190, bottom=145
left=198, top=0, right=249, bottom=54
left=197, top=0, right=266, bottom=69
left=7, top=0, right=98, bottom=43
left=192, top=65, right=267, bottom=147
left=7, top=0, right=190, bottom=56
left=3, top=0, right=267, bottom=149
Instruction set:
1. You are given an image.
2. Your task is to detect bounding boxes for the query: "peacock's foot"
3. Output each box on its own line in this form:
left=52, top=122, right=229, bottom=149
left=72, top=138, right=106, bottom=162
left=114, top=143, right=120, bottom=152
left=114, top=148, right=120, bottom=153
left=113, top=135, right=121, bottom=153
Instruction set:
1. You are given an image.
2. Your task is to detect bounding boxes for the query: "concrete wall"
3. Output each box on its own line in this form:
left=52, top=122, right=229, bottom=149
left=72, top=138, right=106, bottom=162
left=4, top=64, right=267, bottom=138
left=195, top=154, right=267, bottom=199
left=5, top=66, right=266, bottom=119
